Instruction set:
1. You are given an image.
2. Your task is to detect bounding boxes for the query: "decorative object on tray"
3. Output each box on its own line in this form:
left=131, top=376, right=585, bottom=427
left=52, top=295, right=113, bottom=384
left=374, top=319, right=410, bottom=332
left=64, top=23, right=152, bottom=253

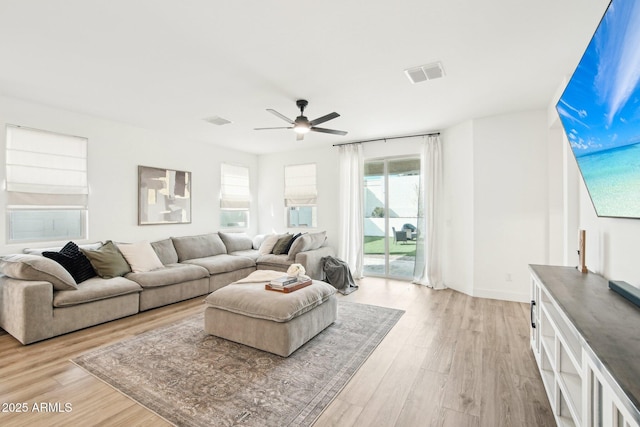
left=287, top=263, right=310, bottom=281
left=269, top=276, right=298, bottom=287
left=138, top=165, right=191, bottom=225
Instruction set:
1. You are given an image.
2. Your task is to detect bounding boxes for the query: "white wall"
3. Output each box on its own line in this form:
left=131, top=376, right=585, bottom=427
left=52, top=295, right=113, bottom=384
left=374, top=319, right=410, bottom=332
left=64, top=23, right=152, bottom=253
left=442, top=110, right=549, bottom=302
left=257, top=146, right=340, bottom=246
left=442, top=120, right=474, bottom=296
left=579, top=179, right=640, bottom=288
left=546, top=125, right=565, bottom=265
left=0, top=96, right=258, bottom=253
left=472, top=110, right=549, bottom=301
left=361, top=137, right=422, bottom=160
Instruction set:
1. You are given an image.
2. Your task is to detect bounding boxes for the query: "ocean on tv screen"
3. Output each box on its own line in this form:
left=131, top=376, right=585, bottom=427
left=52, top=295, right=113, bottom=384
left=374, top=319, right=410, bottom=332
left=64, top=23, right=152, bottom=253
left=557, top=0, right=640, bottom=218
left=577, top=143, right=640, bottom=217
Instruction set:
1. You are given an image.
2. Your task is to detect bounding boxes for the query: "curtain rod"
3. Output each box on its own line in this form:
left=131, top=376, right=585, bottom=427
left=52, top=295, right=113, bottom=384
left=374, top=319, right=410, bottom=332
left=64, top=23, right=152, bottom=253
left=332, top=131, right=440, bottom=147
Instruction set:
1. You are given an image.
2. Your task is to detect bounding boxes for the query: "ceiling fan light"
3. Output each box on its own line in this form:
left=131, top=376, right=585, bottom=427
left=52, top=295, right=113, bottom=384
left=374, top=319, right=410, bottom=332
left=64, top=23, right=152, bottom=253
left=294, top=124, right=310, bottom=134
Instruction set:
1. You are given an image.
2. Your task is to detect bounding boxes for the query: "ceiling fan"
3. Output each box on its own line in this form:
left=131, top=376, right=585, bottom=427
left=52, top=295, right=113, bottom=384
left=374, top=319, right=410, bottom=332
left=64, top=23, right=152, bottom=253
left=255, top=99, right=348, bottom=141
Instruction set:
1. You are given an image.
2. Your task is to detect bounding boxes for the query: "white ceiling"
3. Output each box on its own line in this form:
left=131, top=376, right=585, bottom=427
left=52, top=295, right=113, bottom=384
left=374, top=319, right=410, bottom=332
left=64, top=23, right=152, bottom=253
left=0, top=0, right=609, bottom=154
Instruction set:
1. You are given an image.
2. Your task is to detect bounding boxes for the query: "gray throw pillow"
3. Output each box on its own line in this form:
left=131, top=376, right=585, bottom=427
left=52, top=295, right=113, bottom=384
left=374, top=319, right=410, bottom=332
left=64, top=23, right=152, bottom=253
left=0, top=254, right=78, bottom=290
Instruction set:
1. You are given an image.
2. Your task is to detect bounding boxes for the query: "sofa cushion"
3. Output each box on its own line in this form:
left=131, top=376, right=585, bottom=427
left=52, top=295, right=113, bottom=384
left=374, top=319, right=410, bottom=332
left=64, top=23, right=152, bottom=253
left=81, top=241, right=132, bottom=279
left=256, top=253, right=293, bottom=267
left=126, top=263, right=209, bottom=288
left=284, top=232, right=303, bottom=254
left=287, top=231, right=327, bottom=260
left=183, top=254, right=255, bottom=275
left=229, top=249, right=260, bottom=261
left=0, top=254, right=78, bottom=290
left=218, top=232, right=253, bottom=253
left=53, top=276, right=142, bottom=308
left=42, top=241, right=97, bottom=283
left=151, top=238, right=179, bottom=265
left=172, top=233, right=227, bottom=262
left=204, top=280, right=336, bottom=322
left=272, top=234, right=293, bottom=255
left=116, top=241, right=164, bottom=273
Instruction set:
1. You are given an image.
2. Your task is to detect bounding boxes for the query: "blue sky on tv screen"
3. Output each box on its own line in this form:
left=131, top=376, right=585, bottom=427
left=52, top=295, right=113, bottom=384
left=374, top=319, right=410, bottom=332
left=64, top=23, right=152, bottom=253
left=557, top=0, right=640, bottom=158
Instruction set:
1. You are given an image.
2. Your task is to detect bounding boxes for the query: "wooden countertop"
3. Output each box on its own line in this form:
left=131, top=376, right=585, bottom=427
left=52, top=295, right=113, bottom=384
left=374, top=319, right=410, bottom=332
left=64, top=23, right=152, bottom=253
left=529, top=264, right=640, bottom=417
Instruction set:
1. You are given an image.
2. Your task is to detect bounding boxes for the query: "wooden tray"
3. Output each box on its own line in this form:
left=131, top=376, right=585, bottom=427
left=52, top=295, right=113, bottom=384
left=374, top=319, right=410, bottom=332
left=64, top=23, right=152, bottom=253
left=265, top=280, right=312, bottom=293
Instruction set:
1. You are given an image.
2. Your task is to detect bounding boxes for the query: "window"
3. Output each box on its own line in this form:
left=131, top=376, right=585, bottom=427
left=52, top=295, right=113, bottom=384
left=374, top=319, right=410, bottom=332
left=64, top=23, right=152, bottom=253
left=6, top=125, right=88, bottom=243
left=284, top=163, right=317, bottom=228
left=220, top=163, right=250, bottom=228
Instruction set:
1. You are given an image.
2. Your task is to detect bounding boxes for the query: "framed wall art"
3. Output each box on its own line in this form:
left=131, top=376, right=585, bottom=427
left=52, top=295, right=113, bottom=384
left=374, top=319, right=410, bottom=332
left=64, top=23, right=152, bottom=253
left=138, top=165, right=191, bottom=225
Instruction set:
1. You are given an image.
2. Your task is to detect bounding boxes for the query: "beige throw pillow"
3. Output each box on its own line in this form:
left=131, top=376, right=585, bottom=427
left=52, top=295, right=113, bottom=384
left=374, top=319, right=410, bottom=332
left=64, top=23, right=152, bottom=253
left=117, top=241, right=164, bottom=273
left=258, top=234, right=279, bottom=255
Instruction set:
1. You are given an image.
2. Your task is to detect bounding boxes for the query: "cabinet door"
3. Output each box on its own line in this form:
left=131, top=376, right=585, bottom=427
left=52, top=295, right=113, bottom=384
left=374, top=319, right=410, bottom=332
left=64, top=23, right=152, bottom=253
left=530, top=276, right=541, bottom=357
left=586, top=359, right=640, bottom=427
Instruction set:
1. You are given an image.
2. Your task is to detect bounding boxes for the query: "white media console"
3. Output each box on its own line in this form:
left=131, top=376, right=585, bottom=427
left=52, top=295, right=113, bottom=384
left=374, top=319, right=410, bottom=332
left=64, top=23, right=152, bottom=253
left=529, top=265, right=640, bottom=427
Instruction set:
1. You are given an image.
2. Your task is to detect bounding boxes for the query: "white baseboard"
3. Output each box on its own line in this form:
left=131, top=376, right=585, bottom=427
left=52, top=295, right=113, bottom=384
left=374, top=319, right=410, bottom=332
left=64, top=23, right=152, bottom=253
left=473, top=288, right=530, bottom=303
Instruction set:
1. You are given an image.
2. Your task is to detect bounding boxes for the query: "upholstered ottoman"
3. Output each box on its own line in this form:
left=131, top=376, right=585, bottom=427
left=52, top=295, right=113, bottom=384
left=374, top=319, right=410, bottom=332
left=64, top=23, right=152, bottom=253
left=203, top=280, right=337, bottom=357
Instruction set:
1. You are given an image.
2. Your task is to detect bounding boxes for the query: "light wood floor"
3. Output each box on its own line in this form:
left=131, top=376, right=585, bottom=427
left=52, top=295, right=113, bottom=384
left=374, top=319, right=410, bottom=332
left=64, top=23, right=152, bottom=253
left=0, top=278, right=554, bottom=427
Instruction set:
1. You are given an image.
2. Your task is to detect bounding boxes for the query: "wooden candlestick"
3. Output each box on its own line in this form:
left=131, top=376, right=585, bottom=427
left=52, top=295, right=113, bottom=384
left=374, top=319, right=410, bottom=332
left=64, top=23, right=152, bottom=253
left=578, top=229, right=588, bottom=273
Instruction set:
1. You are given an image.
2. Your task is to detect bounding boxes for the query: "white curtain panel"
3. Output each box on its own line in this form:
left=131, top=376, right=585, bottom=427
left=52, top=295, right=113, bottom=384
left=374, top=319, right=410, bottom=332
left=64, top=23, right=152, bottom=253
left=337, top=143, right=364, bottom=279
left=413, top=135, right=445, bottom=289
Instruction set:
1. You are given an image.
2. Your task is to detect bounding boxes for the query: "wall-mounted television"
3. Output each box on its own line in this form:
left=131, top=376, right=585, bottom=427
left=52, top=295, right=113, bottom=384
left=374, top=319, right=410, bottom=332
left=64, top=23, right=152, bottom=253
left=556, top=0, right=640, bottom=219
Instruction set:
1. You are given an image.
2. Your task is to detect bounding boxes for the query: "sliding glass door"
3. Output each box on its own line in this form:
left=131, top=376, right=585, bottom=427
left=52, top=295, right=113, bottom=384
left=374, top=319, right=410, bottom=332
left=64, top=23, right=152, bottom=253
left=363, top=157, right=420, bottom=279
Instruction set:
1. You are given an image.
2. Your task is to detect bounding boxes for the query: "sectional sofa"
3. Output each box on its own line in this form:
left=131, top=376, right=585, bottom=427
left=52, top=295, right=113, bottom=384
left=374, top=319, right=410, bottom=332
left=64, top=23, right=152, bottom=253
left=0, top=231, right=334, bottom=345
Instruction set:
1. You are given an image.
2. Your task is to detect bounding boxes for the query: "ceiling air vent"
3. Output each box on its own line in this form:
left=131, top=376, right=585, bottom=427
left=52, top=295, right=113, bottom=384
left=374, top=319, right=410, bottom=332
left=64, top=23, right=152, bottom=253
left=203, top=116, right=232, bottom=126
left=404, top=62, right=445, bottom=84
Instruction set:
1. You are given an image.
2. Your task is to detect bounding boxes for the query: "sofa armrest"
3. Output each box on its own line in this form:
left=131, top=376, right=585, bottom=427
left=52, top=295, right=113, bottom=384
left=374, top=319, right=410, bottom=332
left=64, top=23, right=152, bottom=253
left=295, top=246, right=335, bottom=280
left=0, top=277, right=54, bottom=344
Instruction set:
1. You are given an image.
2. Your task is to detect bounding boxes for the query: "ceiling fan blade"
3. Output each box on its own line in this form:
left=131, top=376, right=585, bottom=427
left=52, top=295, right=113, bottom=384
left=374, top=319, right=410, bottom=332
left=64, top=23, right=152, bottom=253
left=310, top=127, right=348, bottom=136
left=267, top=109, right=294, bottom=124
left=254, top=126, right=293, bottom=130
left=310, top=112, right=340, bottom=126
left=296, top=133, right=304, bottom=141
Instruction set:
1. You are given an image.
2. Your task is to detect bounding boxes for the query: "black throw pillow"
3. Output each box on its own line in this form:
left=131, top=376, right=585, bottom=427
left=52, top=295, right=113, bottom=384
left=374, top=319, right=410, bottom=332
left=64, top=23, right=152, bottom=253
left=43, top=241, right=97, bottom=284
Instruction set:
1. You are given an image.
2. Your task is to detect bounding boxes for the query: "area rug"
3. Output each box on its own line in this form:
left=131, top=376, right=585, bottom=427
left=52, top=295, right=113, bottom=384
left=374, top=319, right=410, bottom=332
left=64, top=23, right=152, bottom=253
left=72, top=301, right=404, bottom=427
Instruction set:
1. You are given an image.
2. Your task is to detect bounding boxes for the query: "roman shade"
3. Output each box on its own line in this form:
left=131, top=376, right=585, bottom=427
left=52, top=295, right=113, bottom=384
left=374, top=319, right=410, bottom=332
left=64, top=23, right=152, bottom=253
left=284, top=163, right=317, bottom=206
left=6, top=125, right=88, bottom=206
left=220, top=163, right=250, bottom=209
